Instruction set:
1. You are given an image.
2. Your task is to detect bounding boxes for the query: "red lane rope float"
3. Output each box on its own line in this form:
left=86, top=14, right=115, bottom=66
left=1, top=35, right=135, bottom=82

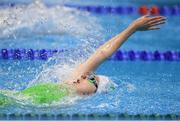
left=139, top=6, right=149, bottom=15
left=150, top=6, right=160, bottom=15
left=139, top=5, right=160, bottom=15
left=0, top=49, right=180, bottom=61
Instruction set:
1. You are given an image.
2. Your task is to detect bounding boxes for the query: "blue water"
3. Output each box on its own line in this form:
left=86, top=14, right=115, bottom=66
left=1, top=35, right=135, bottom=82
left=0, top=0, right=180, bottom=115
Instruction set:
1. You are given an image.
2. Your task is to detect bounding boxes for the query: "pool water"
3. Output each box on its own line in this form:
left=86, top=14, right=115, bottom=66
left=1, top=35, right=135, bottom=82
left=0, top=0, right=180, bottom=117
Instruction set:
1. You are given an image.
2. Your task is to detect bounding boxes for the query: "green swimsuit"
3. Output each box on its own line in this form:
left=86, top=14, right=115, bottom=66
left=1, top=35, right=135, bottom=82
left=22, top=83, right=70, bottom=104
left=0, top=83, right=70, bottom=106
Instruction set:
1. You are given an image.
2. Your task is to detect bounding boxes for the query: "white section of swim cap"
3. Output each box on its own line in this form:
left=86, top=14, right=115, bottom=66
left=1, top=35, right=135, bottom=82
left=97, top=75, right=117, bottom=93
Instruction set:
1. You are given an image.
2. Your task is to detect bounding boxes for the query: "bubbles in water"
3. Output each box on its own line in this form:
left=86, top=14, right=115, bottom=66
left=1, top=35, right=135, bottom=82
left=125, top=82, right=136, bottom=93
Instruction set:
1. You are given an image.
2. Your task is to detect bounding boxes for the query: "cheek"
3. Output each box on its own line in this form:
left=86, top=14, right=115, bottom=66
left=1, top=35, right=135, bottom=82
left=81, top=81, right=91, bottom=89
left=79, top=81, right=95, bottom=91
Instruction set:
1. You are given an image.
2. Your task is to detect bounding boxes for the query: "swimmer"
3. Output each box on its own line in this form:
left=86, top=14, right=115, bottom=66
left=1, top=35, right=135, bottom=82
left=64, top=15, right=166, bottom=95
left=0, top=15, right=166, bottom=105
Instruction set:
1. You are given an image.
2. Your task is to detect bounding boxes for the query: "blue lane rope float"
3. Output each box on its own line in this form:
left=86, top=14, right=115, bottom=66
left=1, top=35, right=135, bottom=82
left=0, top=113, right=179, bottom=120
left=0, top=49, right=180, bottom=61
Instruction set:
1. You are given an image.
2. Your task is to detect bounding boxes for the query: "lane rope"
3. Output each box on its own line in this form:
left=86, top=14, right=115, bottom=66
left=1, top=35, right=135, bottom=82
left=0, top=113, right=179, bottom=120
left=65, top=5, right=180, bottom=15
left=0, top=49, right=179, bottom=61
left=0, top=2, right=180, bottom=15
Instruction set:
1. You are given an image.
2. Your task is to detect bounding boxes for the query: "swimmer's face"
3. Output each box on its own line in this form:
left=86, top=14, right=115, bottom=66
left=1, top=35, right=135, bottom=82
left=73, top=74, right=99, bottom=95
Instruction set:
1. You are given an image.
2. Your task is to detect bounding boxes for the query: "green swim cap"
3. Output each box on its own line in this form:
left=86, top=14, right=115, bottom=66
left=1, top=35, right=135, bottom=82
left=22, top=83, right=69, bottom=104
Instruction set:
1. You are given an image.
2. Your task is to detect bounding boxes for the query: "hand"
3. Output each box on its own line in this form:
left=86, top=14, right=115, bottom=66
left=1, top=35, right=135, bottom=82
left=130, top=15, right=166, bottom=31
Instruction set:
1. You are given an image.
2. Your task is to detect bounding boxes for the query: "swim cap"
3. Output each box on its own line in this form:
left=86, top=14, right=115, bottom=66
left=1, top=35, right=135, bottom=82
left=97, top=75, right=117, bottom=93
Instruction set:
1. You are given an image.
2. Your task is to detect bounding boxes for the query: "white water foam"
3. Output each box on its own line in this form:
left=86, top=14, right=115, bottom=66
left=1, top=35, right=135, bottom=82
left=0, top=0, right=102, bottom=40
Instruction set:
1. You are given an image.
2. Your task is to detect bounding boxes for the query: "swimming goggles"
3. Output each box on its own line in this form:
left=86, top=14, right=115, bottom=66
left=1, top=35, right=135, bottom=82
left=87, top=73, right=98, bottom=92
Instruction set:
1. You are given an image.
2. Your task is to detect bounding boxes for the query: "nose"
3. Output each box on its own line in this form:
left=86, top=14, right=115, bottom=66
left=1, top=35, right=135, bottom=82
left=81, top=75, right=86, bottom=79
left=77, top=79, right=80, bottom=83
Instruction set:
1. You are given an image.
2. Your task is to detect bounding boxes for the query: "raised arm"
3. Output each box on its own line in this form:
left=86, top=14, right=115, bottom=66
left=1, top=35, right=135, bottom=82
left=72, top=15, right=166, bottom=77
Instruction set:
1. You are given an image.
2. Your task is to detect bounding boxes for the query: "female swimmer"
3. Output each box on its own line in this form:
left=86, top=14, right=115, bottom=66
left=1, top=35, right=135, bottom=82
left=64, top=15, right=166, bottom=95
left=0, top=15, right=166, bottom=105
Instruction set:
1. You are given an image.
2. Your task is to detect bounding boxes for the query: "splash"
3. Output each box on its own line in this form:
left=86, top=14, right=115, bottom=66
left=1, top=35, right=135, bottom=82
left=0, top=1, right=102, bottom=40
left=0, top=0, right=104, bottom=87
left=0, top=0, right=105, bottom=110
left=18, top=1, right=104, bottom=86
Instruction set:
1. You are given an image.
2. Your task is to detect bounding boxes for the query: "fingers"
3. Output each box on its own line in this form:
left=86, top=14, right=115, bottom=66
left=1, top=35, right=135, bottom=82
left=136, top=15, right=166, bottom=31
left=145, top=15, right=166, bottom=30
left=148, top=21, right=165, bottom=27
left=145, top=16, right=166, bottom=24
left=141, top=15, right=166, bottom=26
left=142, top=15, right=165, bottom=19
left=147, top=19, right=166, bottom=26
left=148, top=26, right=160, bottom=30
left=146, top=16, right=166, bottom=28
left=148, top=17, right=166, bottom=24
left=148, top=16, right=165, bottom=20
left=142, top=14, right=151, bottom=18
left=147, top=20, right=165, bottom=30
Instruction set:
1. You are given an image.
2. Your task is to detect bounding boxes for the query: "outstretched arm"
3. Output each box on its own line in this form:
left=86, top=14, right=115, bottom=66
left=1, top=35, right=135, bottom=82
left=72, top=15, right=166, bottom=77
